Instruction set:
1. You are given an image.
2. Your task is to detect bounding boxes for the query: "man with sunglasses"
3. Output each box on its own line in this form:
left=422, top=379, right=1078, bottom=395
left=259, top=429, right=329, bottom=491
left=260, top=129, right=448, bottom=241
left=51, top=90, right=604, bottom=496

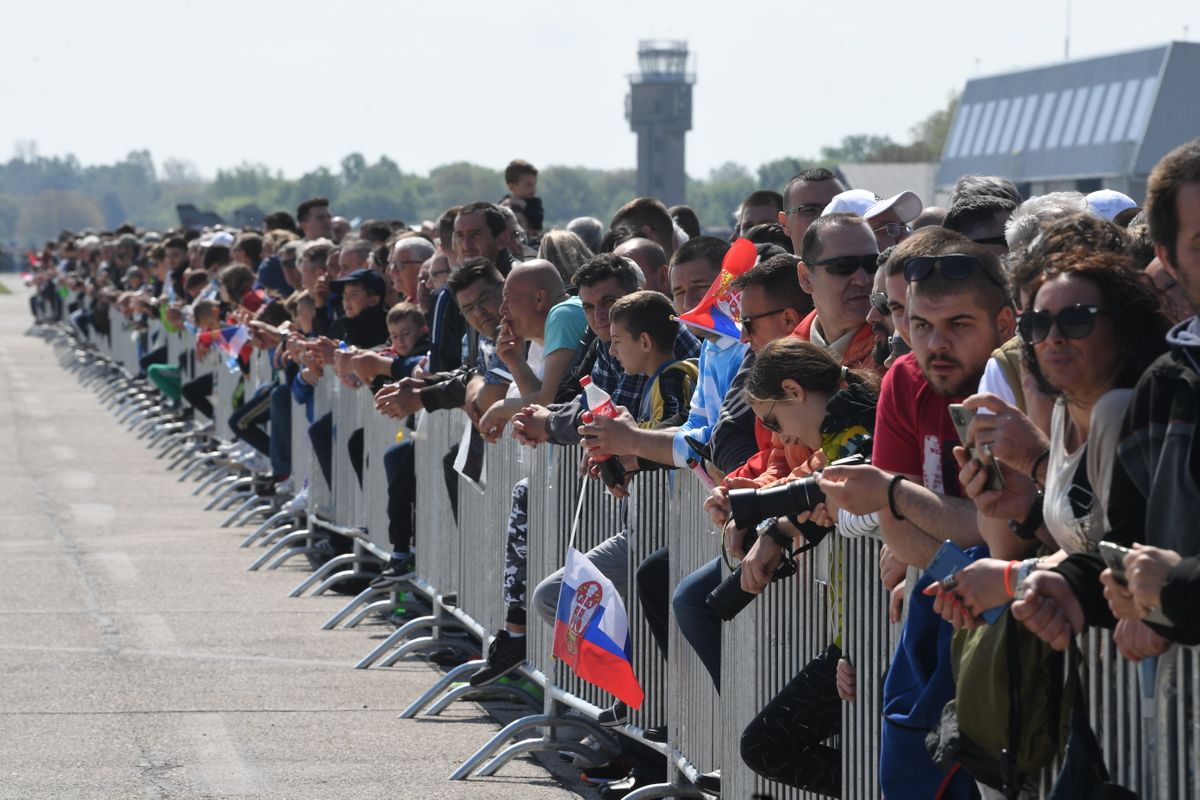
left=943, top=194, right=1017, bottom=257
left=818, top=235, right=1015, bottom=799
left=865, top=190, right=923, bottom=250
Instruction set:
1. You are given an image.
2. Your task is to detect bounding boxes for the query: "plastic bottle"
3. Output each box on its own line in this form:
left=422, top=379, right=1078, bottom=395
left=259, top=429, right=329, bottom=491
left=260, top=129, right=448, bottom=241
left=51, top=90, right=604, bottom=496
left=579, top=376, right=626, bottom=487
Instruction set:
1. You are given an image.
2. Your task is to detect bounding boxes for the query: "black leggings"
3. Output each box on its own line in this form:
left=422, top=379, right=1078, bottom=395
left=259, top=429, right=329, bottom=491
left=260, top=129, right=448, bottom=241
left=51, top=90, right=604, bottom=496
left=740, top=643, right=842, bottom=797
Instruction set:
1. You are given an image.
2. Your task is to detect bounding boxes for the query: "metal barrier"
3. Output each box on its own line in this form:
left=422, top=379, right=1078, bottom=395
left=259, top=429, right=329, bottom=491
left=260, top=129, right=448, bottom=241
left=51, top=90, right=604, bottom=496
left=42, top=318, right=1200, bottom=800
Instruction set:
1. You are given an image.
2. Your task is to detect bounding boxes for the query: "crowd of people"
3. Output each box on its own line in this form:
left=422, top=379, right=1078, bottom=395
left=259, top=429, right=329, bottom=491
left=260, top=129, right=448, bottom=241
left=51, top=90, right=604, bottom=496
left=25, top=140, right=1200, bottom=799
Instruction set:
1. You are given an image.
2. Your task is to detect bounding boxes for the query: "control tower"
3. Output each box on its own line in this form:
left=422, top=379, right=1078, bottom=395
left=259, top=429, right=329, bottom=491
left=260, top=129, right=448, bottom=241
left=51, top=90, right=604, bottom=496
left=625, top=40, right=694, bottom=206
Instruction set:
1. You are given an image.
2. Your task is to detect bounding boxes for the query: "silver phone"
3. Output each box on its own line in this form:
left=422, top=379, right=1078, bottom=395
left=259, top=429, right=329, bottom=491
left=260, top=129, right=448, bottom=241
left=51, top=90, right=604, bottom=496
left=948, top=404, right=1005, bottom=492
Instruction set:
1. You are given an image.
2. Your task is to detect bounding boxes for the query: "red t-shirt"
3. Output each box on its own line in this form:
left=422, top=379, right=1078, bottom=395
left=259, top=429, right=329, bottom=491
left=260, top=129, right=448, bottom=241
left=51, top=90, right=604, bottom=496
left=872, top=353, right=963, bottom=498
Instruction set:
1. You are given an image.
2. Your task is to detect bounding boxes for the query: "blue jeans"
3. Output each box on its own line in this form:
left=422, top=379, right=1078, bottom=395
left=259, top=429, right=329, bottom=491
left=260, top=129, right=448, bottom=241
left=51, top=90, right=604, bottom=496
left=269, top=382, right=292, bottom=477
left=672, top=555, right=723, bottom=690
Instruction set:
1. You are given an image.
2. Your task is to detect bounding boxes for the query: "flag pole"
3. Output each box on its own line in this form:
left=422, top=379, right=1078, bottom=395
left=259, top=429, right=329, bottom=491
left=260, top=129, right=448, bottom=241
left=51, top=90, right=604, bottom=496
left=565, top=471, right=591, bottom=552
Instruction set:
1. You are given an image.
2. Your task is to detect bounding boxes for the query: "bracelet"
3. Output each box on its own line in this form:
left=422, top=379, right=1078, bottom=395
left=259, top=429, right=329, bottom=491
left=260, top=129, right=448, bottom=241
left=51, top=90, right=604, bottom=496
left=1008, top=491, right=1044, bottom=541
left=1015, top=558, right=1041, bottom=599
left=1003, top=560, right=1020, bottom=598
left=887, top=475, right=907, bottom=521
left=1029, top=449, right=1050, bottom=487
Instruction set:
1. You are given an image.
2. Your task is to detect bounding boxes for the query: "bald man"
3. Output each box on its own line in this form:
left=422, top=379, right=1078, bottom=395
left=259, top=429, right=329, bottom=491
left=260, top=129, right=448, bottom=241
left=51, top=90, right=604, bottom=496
left=614, top=237, right=669, bottom=294
left=477, top=259, right=589, bottom=441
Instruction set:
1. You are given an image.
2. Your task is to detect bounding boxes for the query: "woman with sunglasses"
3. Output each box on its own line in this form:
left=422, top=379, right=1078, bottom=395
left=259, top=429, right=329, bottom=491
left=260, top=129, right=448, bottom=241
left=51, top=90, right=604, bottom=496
left=735, top=338, right=878, bottom=795
left=931, top=250, right=1170, bottom=657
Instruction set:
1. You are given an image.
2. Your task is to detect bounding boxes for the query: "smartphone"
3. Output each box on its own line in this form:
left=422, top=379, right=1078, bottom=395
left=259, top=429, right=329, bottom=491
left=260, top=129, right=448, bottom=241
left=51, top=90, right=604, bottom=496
left=1098, top=541, right=1174, bottom=627
left=926, top=540, right=1005, bottom=624
left=948, top=404, right=1005, bottom=492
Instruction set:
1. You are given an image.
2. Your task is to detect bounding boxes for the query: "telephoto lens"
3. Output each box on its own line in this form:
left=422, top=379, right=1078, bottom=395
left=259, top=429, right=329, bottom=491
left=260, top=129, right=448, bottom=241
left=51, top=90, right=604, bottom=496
left=705, top=526, right=798, bottom=621
left=728, top=476, right=825, bottom=531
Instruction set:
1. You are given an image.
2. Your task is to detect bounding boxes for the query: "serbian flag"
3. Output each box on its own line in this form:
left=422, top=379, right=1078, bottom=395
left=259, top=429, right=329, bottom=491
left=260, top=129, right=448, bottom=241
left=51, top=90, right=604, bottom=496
left=552, top=547, right=644, bottom=708
left=673, top=237, right=758, bottom=339
left=198, top=324, right=250, bottom=359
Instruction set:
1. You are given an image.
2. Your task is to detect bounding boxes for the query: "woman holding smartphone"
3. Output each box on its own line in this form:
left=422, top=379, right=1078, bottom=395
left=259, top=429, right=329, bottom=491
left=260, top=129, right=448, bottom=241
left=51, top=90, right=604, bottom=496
left=930, top=248, right=1170, bottom=661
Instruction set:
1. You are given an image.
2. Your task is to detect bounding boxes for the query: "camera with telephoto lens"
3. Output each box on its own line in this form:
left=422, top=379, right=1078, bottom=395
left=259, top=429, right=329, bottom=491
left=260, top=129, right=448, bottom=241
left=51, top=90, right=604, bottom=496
left=705, top=454, right=865, bottom=621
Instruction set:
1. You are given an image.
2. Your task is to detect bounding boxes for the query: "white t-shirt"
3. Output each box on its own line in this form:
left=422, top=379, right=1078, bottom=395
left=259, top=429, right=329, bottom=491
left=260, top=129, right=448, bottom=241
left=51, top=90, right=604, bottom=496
left=505, top=341, right=545, bottom=399
left=1042, top=389, right=1131, bottom=554
left=977, top=356, right=1019, bottom=409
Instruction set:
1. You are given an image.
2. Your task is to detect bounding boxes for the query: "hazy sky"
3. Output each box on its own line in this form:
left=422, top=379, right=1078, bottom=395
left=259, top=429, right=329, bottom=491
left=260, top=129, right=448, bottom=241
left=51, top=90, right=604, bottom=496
left=2, top=0, right=1196, bottom=181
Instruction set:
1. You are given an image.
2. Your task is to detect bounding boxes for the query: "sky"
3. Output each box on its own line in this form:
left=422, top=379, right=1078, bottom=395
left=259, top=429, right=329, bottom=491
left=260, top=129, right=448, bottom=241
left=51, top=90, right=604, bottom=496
left=1, top=0, right=1196, bottom=182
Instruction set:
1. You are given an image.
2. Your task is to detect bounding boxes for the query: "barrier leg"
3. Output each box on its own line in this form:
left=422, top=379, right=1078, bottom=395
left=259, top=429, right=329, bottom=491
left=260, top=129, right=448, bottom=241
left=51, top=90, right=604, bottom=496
left=247, top=530, right=311, bottom=571
left=321, top=586, right=389, bottom=629
left=342, top=599, right=396, bottom=629
left=241, top=509, right=292, bottom=547
left=449, top=715, right=618, bottom=780
left=399, top=660, right=486, bottom=718
left=422, top=681, right=540, bottom=717
left=354, top=615, right=459, bottom=669
left=287, top=553, right=357, bottom=597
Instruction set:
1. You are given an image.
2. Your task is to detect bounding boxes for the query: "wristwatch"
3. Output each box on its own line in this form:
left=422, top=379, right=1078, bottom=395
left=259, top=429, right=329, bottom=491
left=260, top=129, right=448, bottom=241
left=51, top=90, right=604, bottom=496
left=1009, top=491, right=1044, bottom=540
left=756, top=518, right=793, bottom=549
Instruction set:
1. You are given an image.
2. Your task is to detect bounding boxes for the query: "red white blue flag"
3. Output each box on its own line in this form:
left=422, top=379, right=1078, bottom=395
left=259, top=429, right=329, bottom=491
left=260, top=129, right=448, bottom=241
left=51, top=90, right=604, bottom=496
left=673, top=237, right=758, bottom=339
left=552, top=547, right=644, bottom=708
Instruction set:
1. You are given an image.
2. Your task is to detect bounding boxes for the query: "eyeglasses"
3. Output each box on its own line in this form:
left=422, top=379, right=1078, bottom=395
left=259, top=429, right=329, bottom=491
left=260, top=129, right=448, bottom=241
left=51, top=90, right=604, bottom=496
left=785, top=203, right=824, bottom=217
left=809, top=253, right=879, bottom=277
left=1017, top=305, right=1109, bottom=345
left=759, top=397, right=794, bottom=434
left=870, top=292, right=892, bottom=317
left=873, top=222, right=912, bottom=239
left=738, top=307, right=789, bottom=335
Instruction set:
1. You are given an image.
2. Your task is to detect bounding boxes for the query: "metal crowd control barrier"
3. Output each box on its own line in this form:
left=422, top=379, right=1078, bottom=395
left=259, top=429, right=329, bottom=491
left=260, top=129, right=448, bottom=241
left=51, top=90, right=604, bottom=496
left=38, top=319, right=1200, bottom=800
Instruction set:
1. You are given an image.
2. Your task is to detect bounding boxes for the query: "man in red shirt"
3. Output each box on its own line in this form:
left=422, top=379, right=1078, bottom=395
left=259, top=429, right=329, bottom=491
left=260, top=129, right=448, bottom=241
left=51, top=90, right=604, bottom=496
left=818, top=231, right=1016, bottom=798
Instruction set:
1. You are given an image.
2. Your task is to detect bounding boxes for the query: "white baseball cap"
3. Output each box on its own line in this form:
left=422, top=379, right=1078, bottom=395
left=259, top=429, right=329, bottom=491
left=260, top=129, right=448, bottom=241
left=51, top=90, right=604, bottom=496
left=821, top=189, right=879, bottom=218
left=1085, top=190, right=1138, bottom=222
left=866, top=190, right=924, bottom=224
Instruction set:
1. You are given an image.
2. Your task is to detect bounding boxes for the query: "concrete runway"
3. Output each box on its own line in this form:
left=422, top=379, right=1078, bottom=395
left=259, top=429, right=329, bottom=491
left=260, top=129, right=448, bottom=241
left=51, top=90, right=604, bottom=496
left=0, top=280, right=592, bottom=799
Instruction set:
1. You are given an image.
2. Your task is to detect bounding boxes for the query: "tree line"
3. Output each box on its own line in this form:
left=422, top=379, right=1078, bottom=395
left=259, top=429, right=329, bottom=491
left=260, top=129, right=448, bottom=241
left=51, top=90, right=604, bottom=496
left=0, top=95, right=955, bottom=249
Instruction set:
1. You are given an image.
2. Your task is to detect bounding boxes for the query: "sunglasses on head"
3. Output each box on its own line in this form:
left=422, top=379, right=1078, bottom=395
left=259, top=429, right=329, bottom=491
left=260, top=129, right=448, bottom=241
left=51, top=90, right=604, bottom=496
left=1017, top=305, right=1109, bottom=344
left=810, top=253, right=878, bottom=277
left=904, top=254, right=987, bottom=283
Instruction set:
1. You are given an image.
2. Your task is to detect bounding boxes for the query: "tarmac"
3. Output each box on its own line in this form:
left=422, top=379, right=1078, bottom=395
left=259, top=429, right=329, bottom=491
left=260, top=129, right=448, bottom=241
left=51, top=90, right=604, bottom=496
left=0, top=277, right=594, bottom=799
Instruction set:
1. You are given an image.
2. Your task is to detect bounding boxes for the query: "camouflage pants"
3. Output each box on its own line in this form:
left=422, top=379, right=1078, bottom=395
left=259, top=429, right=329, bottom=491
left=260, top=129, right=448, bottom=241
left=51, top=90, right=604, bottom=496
left=502, top=479, right=528, bottom=626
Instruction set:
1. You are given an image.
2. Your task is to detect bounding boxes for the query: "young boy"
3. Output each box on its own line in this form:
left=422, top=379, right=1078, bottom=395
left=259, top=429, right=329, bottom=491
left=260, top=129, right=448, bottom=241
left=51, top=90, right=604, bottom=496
left=384, top=302, right=431, bottom=380
left=606, top=290, right=699, bottom=430
left=504, top=159, right=538, bottom=199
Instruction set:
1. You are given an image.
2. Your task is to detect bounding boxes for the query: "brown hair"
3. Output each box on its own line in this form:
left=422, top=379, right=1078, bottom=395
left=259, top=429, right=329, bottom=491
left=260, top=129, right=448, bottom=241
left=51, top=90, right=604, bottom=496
left=386, top=301, right=426, bottom=328
left=609, top=290, right=679, bottom=352
left=505, top=159, right=538, bottom=185
left=745, top=338, right=879, bottom=402
left=1146, top=137, right=1200, bottom=269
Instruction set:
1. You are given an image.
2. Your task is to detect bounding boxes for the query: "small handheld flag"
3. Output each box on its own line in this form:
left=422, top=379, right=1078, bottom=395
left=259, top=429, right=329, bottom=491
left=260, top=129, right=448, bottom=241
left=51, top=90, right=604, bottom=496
left=673, top=237, right=758, bottom=339
left=552, top=547, right=644, bottom=708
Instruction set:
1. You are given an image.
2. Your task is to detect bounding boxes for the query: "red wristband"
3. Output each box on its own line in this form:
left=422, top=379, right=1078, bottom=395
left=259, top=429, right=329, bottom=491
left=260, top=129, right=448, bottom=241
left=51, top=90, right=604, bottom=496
left=1003, top=560, right=1020, bottom=598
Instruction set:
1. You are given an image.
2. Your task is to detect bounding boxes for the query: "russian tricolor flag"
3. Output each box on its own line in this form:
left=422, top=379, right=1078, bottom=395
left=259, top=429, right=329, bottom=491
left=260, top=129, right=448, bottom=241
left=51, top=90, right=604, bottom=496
left=552, top=547, right=644, bottom=708
left=673, top=237, right=759, bottom=340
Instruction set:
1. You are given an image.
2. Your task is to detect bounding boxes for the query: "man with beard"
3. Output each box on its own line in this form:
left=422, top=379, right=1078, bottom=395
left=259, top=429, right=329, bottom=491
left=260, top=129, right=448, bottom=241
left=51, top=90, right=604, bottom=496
left=817, top=234, right=1015, bottom=799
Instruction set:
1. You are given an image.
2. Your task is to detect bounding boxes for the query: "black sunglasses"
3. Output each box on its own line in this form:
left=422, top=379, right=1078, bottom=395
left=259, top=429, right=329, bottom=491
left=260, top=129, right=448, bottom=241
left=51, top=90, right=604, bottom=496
left=870, top=292, right=891, bottom=317
left=810, top=253, right=879, bottom=277
left=739, top=307, right=789, bottom=335
left=1017, top=305, right=1109, bottom=344
left=904, top=254, right=982, bottom=282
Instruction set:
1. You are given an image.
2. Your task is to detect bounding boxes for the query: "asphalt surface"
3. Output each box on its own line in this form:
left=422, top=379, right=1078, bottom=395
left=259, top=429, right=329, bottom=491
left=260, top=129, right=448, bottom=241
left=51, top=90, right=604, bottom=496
left=0, top=278, right=593, bottom=799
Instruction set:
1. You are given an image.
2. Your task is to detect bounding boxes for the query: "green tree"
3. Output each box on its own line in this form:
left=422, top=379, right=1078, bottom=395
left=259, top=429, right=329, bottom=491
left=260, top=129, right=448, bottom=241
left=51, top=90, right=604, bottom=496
left=18, top=191, right=105, bottom=242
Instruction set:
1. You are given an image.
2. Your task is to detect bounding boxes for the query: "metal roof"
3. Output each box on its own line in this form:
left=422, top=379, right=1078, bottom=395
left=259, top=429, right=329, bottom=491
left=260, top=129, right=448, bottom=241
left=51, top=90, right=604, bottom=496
left=936, top=41, right=1200, bottom=187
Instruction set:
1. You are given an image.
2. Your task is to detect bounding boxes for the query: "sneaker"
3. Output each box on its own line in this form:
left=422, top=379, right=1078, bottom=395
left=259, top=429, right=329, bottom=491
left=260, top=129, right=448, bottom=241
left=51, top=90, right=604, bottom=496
left=467, top=630, right=526, bottom=687
left=369, top=553, right=415, bottom=588
left=427, top=646, right=474, bottom=668
left=696, top=769, right=721, bottom=796
left=597, top=700, right=628, bottom=727
left=643, top=724, right=668, bottom=743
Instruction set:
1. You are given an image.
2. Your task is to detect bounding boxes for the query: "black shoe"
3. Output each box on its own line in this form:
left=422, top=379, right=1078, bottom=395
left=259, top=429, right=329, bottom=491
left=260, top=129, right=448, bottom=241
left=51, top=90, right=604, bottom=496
left=597, top=700, right=628, bottom=727
left=643, top=724, right=668, bottom=743
left=468, top=630, right=526, bottom=687
left=369, top=553, right=415, bottom=588
left=599, top=773, right=662, bottom=799
left=427, top=646, right=474, bottom=668
left=578, top=758, right=631, bottom=785
left=696, top=769, right=721, bottom=796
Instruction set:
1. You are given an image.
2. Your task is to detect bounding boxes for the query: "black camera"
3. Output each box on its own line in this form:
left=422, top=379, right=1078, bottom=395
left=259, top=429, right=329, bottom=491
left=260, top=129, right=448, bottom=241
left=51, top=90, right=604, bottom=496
left=706, top=455, right=866, bottom=621
left=706, top=523, right=798, bottom=621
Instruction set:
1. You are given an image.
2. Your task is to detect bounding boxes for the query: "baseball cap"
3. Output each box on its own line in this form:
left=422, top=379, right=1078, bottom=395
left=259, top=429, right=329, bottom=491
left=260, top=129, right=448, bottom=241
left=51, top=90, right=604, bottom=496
left=821, top=189, right=880, bottom=218
left=865, top=190, right=923, bottom=224
left=1085, top=190, right=1138, bottom=222
left=331, top=268, right=387, bottom=298
left=204, top=231, right=236, bottom=248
